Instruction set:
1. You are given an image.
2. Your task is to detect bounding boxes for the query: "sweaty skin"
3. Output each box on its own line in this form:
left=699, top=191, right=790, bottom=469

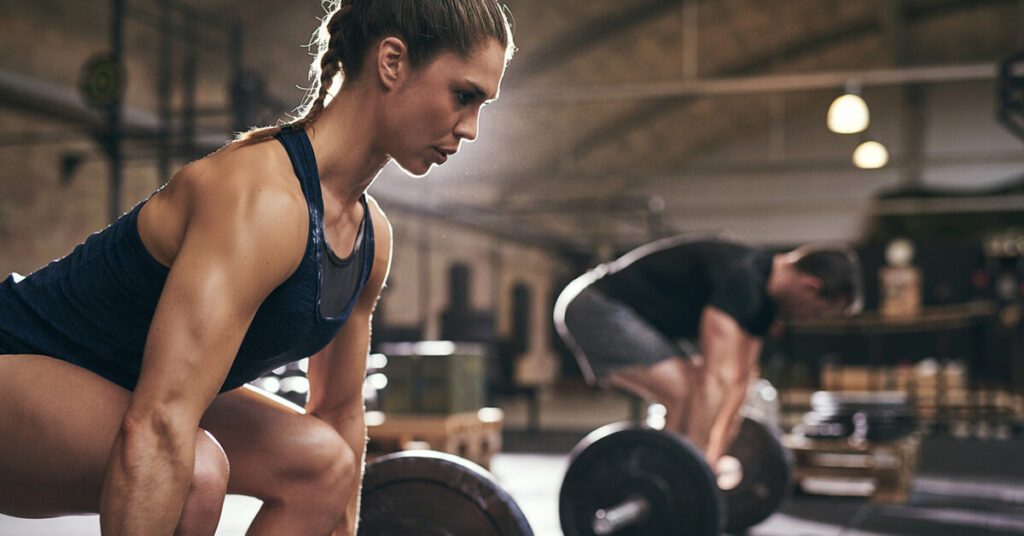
left=102, top=37, right=507, bottom=535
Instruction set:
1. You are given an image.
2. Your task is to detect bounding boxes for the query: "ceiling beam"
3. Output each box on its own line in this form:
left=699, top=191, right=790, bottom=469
left=567, top=0, right=1009, bottom=160
left=511, top=0, right=681, bottom=81
left=499, top=149, right=1024, bottom=206
left=508, top=63, right=996, bottom=103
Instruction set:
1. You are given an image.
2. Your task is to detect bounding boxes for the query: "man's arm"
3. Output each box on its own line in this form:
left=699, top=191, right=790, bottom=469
left=305, top=197, right=392, bottom=536
left=685, top=306, right=761, bottom=466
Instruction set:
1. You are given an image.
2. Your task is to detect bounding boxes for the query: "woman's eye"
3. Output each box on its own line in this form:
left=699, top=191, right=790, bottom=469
left=456, top=91, right=474, bottom=105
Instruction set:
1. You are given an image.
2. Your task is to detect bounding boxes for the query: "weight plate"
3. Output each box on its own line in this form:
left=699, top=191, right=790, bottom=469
left=559, top=422, right=720, bottom=536
left=798, top=410, right=917, bottom=441
left=802, top=409, right=915, bottom=425
left=812, top=390, right=909, bottom=407
left=810, top=391, right=911, bottom=418
left=79, top=54, right=126, bottom=109
left=360, top=450, right=533, bottom=536
left=720, top=416, right=791, bottom=534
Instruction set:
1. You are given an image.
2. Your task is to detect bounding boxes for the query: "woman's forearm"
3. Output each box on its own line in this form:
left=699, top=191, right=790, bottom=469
left=318, top=407, right=366, bottom=536
left=100, top=418, right=195, bottom=535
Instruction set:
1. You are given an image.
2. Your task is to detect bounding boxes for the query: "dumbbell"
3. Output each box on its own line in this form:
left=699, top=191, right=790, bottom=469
left=359, top=450, right=534, bottom=535
left=795, top=391, right=917, bottom=441
left=559, top=413, right=791, bottom=535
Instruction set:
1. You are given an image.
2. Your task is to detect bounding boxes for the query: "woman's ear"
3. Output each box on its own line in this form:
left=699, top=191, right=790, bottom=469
left=377, top=36, right=408, bottom=90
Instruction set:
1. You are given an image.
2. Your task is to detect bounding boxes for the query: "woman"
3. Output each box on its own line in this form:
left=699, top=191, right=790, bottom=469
left=0, top=0, right=514, bottom=534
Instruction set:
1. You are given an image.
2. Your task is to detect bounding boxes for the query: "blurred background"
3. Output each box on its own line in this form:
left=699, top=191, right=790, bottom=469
left=2, top=0, right=1024, bottom=534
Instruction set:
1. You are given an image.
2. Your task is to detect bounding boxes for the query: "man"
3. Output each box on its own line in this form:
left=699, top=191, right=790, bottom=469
left=554, top=235, right=862, bottom=466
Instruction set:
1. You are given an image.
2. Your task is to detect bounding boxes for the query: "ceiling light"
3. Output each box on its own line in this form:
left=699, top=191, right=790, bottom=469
left=827, top=93, right=870, bottom=134
left=852, top=140, right=889, bottom=169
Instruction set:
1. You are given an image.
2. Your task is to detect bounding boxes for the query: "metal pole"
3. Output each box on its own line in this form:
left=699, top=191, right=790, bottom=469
left=884, top=0, right=927, bottom=187
left=592, top=495, right=651, bottom=535
left=229, top=21, right=246, bottom=134
left=181, top=8, right=198, bottom=159
left=157, top=0, right=173, bottom=185
left=107, top=0, right=125, bottom=222
left=682, top=0, right=698, bottom=79
left=418, top=216, right=433, bottom=337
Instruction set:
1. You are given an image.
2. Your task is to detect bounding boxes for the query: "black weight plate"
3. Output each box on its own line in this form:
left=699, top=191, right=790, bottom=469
left=811, top=409, right=917, bottom=422
left=559, top=422, right=720, bottom=536
left=720, top=417, right=791, bottom=534
left=360, top=450, right=533, bottom=536
left=811, top=391, right=911, bottom=420
left=79, top=54, right=126, bottom=109
left=802, top=409, right=915, bottom=426
left=798, top=411, right=917, bottom=441
left=794, top=420, right=852, bottom=439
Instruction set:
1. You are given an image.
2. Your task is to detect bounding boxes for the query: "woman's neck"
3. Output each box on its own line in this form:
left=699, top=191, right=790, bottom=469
left=304, top=85, right=389, bottom=209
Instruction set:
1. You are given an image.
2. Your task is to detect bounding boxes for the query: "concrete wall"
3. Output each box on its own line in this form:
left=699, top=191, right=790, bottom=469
left=0, top=1, right=570, bottom=384
left=382, top=210, right=569, bottom=384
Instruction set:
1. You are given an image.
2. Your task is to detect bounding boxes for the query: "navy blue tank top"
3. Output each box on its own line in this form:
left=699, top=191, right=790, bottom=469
left=0, top=127, right=375, bottom=392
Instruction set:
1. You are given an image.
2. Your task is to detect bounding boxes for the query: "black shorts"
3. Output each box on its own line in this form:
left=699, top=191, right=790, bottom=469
left=554, top=273, right=694, bottom=384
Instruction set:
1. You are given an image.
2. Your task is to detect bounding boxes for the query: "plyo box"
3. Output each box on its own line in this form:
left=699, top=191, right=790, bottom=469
left=377, top=341, right=487, bottom=414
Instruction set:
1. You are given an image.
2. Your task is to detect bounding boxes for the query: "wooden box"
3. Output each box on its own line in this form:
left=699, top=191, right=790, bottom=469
left=377, top=342, right=487, bottom=414
left=784, top=433, right=920, bottom=503
left=365, top=409, right=504, bottom=469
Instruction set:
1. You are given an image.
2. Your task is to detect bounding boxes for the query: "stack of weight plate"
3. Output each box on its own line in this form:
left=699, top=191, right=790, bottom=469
left=794, top=391, right=917, bottom=442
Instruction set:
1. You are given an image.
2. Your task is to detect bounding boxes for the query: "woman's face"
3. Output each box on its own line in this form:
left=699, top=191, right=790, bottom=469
left=381, top=39, right=507, bottom=177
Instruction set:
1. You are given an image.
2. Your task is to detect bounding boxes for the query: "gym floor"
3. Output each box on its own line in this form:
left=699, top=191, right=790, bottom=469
left=3, top=388, right=1024, bottom=535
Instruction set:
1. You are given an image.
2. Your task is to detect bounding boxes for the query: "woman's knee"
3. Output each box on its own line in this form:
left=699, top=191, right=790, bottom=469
left=286, top=419, right=357, bottom=499
left=192, top=430, right=230, bottom=496
left=176, top=430, right=229, bottom=535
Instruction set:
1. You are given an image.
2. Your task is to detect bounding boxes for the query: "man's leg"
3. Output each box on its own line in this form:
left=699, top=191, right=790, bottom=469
left=555, top=284, right=698, bottom=433
left=608, top=356, right=696, bottom=435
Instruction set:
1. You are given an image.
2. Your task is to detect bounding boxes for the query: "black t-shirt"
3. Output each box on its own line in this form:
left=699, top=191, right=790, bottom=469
left=590, top=237, right=777, bottom=338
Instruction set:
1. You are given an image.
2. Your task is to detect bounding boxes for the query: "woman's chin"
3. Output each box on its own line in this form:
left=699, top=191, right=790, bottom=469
left=394, top=158, right=432, bottom=178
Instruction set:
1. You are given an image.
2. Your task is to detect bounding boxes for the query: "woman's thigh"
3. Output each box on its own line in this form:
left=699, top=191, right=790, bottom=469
left=0, top=354, right=226, bottom=520
left=200, top=385, right=349, bottom=501
left=0, top=354, right=134, bottom=517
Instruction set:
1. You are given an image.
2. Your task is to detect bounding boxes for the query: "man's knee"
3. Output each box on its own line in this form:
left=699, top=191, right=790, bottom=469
left=654, top=358, right=694, bottom=407
left=661, top=382, right=689, bottom=411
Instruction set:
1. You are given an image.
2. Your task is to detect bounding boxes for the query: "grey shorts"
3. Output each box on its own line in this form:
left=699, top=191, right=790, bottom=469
left=554, top=274, right=693, bottom=385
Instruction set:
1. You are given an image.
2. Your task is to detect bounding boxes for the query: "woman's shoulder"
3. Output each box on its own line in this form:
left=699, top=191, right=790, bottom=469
left=163, top=141, right=309, bottom=265
left=175, top=140, right=307, bottom=216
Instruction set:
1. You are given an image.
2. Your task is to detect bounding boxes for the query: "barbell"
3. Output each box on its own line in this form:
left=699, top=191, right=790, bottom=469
left=559, top=414, right=791, bottom=535
left=359, top=450, right=534, bottom=535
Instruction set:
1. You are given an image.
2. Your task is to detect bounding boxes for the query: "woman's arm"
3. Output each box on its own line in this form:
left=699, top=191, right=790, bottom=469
left=100, top=168, right=307, bottom=535
left=306, top=196, right=393, bottom=536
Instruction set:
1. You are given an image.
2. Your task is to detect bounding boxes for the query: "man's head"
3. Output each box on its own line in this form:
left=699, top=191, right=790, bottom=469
left=769, top=244, right=864, bottom=319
